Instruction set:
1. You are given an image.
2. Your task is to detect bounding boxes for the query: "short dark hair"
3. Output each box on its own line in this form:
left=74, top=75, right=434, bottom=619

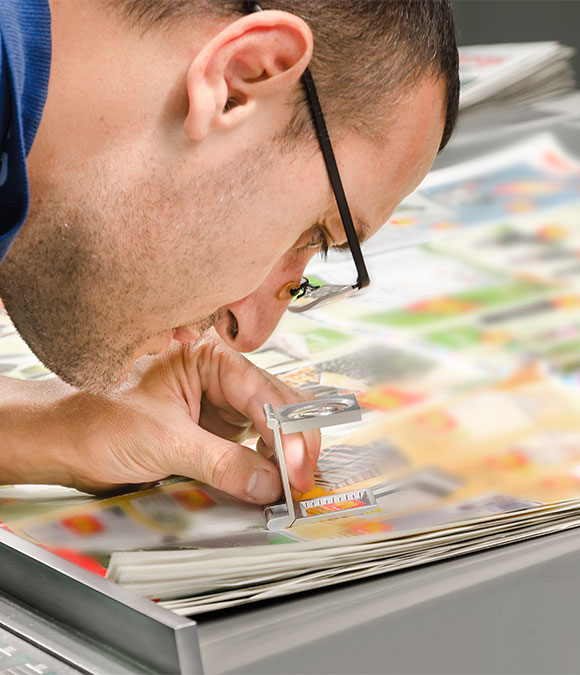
left=112, top=0, right=459, bottom=149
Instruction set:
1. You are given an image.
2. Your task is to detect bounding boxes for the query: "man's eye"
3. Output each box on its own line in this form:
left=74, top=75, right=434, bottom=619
left=304, top=227, right=330, bottom=259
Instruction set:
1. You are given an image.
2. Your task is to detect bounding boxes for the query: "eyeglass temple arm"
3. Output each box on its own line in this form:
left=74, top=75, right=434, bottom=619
left=300, top=69, right=370, bottom=289
left=244, top=0, right=369, bottom=290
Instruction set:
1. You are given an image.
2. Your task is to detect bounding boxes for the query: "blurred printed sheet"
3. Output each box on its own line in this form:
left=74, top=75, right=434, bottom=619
left=3, top=131, right=580, bottom=614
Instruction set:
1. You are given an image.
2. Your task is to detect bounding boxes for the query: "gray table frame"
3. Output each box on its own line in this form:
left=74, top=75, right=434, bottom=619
left=198, top=527, right=580, bottom=674
left=0, top=528, right=203, bottom=674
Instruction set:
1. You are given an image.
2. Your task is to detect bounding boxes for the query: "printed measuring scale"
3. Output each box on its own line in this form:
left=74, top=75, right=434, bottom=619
left=263, top=395, right=378, bottom=530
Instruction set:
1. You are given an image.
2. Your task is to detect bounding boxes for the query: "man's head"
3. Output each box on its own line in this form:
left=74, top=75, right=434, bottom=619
left=0, top=0, right=458, bottom=393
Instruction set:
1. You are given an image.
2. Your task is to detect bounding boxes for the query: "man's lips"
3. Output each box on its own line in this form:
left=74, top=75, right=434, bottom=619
left=172, top=326, right=201, bottom=344
left=145, top=312, right=225, bottom=358
left=140, top=326, right=202, bottom=359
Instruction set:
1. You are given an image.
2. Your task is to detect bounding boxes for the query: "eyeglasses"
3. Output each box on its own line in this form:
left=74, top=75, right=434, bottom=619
left=244, top=1, right=371, bottom=313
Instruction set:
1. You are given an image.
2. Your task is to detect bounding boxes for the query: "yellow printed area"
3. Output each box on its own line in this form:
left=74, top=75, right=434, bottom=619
left=304, top=499, right=366, bottom=516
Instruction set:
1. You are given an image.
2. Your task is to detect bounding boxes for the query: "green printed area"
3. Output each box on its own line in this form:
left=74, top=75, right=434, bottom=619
left=305, top=274, right=326, bottom=287
left=558, top=355, right=580, bottom=374
left=541, top=337, right=580, bottom=360
left=0, top=497, right=87, bottom=522
left=549, top=338, right=580, bottom=356
left=95, top=552, right=112, bottom=569
left=428, top=322, right=580, bottom=363
left=359, top=280, right=548, bottom=329
left=490, top=224, right=519, bottom=242
left=426, top=325, right=483, bottom=350
left=16, top=363, right=52, bottom=379
left=304, top=327, right=351, bottom=353
left=462, top=281, right=548, bottom=305
left=268, top=533, right=296, bottom=545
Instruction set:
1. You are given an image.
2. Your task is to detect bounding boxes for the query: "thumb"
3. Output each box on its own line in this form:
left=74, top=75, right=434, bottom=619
left=168, top=426, right=282, bottom=505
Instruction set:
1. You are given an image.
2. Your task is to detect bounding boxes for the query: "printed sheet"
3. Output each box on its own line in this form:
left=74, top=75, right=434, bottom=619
left=3, top=133, right=580, bottom=613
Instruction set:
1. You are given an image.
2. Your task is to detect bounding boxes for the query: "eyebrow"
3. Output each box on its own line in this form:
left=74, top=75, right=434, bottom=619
left=330, top=217, right=372, bottom=251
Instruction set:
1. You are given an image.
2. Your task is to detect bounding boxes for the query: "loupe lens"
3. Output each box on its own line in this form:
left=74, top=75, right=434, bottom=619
left=287, top=400, right=352, bottom=420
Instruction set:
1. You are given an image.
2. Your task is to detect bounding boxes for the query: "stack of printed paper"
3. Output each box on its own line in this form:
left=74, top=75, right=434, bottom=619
left=5, top=369, right=580, bottom=615
left=361, top=132, right=580, bottom=251
left=458, top=42, right=575, bottom=111
left=102, top=370, right=580, bottom=615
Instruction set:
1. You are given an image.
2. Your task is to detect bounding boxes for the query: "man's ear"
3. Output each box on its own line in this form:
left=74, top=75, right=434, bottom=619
left=184, top=10, right=313, bottom=141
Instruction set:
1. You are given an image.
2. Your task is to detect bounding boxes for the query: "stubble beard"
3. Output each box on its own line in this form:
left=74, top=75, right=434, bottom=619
left=0, top=173, right=243, bottom=394
left=0, top=198, right=163, bottom=394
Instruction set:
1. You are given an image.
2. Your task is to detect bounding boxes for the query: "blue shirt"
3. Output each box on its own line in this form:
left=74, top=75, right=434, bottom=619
left=0, top=0, right=51, bottom=261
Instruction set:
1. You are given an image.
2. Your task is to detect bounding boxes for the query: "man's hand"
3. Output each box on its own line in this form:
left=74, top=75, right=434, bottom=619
left=0, top=332, right=320, bottom=503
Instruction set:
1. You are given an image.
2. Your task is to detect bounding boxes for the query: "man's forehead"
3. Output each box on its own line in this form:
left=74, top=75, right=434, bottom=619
left=331, top=76, right=447, bottom=245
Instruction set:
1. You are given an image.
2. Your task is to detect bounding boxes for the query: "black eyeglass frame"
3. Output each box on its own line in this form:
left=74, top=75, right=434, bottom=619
left=244, top=1, right=371, bottom=313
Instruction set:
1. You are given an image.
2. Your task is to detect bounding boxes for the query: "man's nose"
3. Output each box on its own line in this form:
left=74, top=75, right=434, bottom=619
left=214, top=268, right=305, bottom=353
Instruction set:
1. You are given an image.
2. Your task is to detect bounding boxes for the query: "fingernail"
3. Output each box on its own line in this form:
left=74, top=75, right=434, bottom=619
left=298, top=442, right=307, bottom=467
left=296, top=443, right=315, bottom=490
left=246, top=468, right=279, bottom=503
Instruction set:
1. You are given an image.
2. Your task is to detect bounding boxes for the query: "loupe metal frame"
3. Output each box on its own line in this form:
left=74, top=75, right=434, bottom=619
left=263, top=395, right=377, bottom=530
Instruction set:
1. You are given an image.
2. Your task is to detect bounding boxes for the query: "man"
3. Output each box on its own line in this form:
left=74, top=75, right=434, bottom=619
left=0, top=0, right=458, bottom=502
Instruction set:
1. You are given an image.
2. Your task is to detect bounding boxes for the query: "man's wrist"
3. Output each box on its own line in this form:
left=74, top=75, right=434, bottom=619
left=0, top=377, right=77, bottom=486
